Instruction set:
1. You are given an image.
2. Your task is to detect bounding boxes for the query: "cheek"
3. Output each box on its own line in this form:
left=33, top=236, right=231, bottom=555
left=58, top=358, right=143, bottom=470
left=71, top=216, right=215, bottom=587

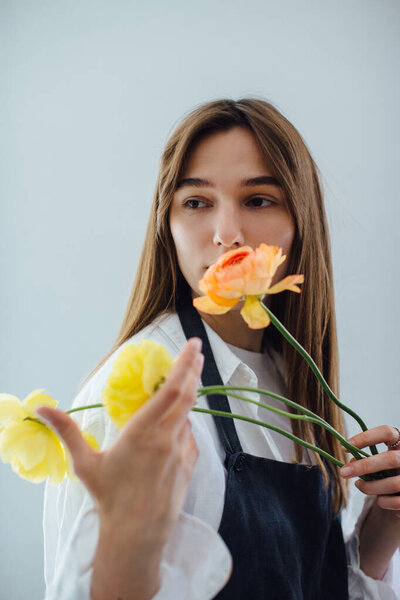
left=170, top=211, right=208, bottom=256
left=169, top=214, right=203, bottom=290
left=252, top=212, right=295, bottom=255
left=170, top=222, right=197, bottom=266
left=280, top=216, right=296, bottom=256
left=169, top=208, right=186, bottom=256
left=252, top=213, right=295, bottom=280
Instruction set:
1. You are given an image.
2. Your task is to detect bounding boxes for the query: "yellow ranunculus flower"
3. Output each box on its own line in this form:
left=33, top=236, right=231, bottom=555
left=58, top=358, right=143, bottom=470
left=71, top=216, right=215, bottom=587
left=102, top=339, right=175, bottom=428
left=0, top=389, right=100, bottom=484
left=0, top=389, right=68, bottom=484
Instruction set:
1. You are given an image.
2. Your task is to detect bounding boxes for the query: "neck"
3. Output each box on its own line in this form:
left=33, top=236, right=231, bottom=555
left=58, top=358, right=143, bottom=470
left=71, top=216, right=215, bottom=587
left=198, top=308, right=264, bottom=352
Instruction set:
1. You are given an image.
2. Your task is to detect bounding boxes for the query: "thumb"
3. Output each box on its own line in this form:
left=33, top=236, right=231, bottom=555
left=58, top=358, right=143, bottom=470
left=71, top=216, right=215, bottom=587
left=36, top=406, right=99, bottom=483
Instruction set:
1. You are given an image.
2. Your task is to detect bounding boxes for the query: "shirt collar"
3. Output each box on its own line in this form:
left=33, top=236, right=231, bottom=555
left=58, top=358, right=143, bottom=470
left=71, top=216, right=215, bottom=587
left=157, top=311, right=249, bottom=385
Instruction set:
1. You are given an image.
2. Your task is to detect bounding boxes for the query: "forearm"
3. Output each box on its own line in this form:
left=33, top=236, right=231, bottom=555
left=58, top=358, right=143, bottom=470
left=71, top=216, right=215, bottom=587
left=90, top=518, right=163, bottom=600
left=359, top=499, right=400, bottom=580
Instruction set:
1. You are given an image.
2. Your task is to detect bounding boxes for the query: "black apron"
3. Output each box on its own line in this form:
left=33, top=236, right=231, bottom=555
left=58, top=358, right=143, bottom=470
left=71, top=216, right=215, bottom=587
left=178, top=304, right=348, bottom=600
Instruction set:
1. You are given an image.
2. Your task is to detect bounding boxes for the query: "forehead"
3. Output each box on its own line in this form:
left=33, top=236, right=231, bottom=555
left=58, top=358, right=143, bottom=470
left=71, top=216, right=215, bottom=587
left=181, top=126, right=276, bottom=178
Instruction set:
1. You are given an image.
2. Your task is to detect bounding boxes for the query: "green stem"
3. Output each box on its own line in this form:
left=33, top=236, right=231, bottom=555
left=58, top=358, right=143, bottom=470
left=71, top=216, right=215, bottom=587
left=201, top=385, right=328, bottom=422
left=261, top=301, right=378, bottom=456
left=64, top=401, right=376, bottom=481
left=198, top=386, right=368, bottom=459
left=192, top=406, right=343, bottom=466
left=66, top=393, right=367, bottom=459
left=66, top=402, right=338, bottom=461
left=194, top=405, right=378, bottom=482
left=66, top=403, right=103, bottom=414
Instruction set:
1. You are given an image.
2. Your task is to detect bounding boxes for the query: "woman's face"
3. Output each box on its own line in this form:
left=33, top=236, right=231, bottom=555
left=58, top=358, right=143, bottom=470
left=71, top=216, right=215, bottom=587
left=169, top=126, right=296, bottom=300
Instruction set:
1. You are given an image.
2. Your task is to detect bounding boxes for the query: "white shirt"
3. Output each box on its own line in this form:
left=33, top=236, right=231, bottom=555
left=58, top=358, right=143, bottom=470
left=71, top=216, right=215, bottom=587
left=43, top=311, right=400, bottom=599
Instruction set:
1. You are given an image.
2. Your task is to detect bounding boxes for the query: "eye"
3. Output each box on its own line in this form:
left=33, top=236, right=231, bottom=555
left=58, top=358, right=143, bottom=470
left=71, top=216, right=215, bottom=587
left=183, top=198, right=208, bottom=209
left=246, top=196, right=274, bottom=208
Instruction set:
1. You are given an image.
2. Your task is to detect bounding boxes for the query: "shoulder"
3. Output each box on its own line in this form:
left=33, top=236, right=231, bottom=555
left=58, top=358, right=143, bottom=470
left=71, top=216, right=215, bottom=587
left=70, top=312, right=186, bottom=435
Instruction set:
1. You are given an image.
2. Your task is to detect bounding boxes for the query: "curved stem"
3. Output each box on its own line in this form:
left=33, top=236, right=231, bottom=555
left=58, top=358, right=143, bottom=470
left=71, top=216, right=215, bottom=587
left=192, top=406, right=343, bottom=467
left=198, top=386, right=368, bottom=459
left=192, top=407, right=378, bottom=481
left=200, top=385, right=328, bottom=422
left=65, top=396, right=368, bottom=460
left=261, top=301, right=378, bottom=456
left=64, top=401, right=376, bottom=481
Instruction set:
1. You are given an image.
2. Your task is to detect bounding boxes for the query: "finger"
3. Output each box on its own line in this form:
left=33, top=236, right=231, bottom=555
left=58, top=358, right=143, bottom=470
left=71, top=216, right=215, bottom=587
left=354, top=474, right=400, bottom=496
left=162, top=352, right=204, bottom=430
left=36, top=406, right=99, bottom=481
left=340, top=450, right=400, bottom=479
left=376, top=496, right=400, bottom=512
left=348, top=426, right=400, bottom=450
left=132, top=338, right=203, bottom=427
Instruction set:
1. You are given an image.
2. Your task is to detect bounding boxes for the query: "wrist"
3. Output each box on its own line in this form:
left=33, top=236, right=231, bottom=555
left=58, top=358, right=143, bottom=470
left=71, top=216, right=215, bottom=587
left=359, top=498, right=400, bottom=580
left=373, top=497, right=400, bottom=526
left=90, top=516, right=163, bottom=600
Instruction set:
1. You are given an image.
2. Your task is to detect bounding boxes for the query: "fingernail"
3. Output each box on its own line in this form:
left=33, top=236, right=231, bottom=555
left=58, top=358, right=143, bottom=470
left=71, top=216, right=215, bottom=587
left=190, top=337, right=202, bottom=351
left=340, top=465, right=354, bottom=477
left=35, top=407, right=53, bottom=424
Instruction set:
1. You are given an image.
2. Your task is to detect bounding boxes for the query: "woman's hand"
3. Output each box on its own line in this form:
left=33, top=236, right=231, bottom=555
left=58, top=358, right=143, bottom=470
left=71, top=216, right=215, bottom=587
left=37, top=336, right=204, bottom=600
left=341, top=426, right=400, bottom=516
left=341, top=426, right=400, bottom=579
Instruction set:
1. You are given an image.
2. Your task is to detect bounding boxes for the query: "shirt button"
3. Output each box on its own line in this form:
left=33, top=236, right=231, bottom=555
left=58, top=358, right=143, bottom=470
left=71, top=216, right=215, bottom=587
left=234, top=454, right=245, bottom=471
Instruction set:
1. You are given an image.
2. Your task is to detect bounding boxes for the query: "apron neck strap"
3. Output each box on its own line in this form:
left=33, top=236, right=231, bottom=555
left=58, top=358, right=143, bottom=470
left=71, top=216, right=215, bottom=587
left=177, top=303, right=243, bottom=458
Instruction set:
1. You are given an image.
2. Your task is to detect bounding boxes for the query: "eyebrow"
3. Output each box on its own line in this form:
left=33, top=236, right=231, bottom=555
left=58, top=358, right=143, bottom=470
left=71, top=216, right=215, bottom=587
left=175, top=175, right=281, bottom=190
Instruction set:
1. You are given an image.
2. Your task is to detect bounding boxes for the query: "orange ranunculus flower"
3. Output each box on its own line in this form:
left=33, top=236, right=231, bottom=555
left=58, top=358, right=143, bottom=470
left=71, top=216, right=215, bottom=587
left=193, top=243, right=304, bottom=329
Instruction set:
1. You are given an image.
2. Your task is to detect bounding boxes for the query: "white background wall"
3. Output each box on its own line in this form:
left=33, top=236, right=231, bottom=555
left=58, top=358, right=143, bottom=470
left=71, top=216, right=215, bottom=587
left=1, top=1, right=399, bottom=598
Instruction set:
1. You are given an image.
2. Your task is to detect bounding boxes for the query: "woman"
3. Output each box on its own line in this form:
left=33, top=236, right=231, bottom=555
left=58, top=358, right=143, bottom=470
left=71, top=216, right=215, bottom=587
left=40, top=98, right=400, bottom=599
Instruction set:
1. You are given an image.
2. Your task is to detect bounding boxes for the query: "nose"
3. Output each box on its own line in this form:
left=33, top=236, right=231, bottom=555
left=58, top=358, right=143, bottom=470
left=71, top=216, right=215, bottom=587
left=213, top=206, right=244, bottom=249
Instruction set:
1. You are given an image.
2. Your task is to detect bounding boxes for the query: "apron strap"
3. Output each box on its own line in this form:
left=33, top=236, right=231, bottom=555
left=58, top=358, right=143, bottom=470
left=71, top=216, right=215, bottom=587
left=177, top=303, right=243, bottom=457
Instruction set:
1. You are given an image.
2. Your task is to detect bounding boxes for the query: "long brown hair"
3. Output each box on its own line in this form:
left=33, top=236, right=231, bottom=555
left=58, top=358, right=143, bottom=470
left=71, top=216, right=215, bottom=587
left=81, top=98, right=348, bottom=514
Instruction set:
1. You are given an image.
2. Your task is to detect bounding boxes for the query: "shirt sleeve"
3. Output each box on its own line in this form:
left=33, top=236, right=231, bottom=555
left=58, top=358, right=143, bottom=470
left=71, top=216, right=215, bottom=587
left=342, top=485, right=400, bottom=599
left=42, top=365, right=232, bottom=600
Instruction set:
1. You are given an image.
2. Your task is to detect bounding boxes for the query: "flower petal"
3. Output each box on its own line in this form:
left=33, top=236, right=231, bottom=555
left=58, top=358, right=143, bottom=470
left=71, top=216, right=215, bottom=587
left=0, top=395, right=25, bottom=423
left=82, top=430, right=100, bottom=452
left=240, top=296, right=271, bottom=329
left=241, top=277, right=272, bottom=296
left=0, top=420, right=47, bottom=467
left=258, top=243, right=286, bottom=274
left=103, top=345, right=149, bottom=428
left=193, top=295, right=238, bottom=314
left=208, top=291, right=240, bottom=306
left=11, top=457, right=50, bottom=483
left=45, top=432, right=68, bottom=484
left=141, top=340, right=174, bottom=396
left=265, top=274, right=304, bottom=295
left=23, top=389, right=58, bottom=417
